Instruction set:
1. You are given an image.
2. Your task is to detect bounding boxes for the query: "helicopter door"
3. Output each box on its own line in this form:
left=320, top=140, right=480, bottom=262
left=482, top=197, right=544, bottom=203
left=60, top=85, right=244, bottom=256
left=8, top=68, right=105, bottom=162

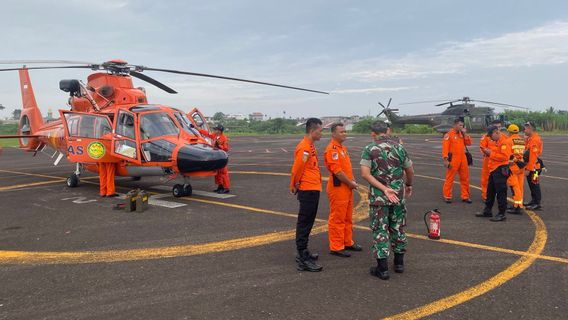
left=60, top=111, right=117, bottom=163
left=188, top=108, right=210, bottom=132
left=111, top=110, right=142, bottom=164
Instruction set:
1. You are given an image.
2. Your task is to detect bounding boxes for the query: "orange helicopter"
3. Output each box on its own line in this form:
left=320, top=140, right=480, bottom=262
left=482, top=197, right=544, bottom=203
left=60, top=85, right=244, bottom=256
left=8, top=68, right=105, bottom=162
left=0, top=59, right=328, bottom=197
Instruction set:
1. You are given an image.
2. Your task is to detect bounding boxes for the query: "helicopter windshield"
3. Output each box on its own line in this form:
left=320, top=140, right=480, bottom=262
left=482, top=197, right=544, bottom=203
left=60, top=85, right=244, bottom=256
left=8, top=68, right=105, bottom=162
left=139, top=112, right=179, bottom=140
left=174, top=112, right=200, bottom=136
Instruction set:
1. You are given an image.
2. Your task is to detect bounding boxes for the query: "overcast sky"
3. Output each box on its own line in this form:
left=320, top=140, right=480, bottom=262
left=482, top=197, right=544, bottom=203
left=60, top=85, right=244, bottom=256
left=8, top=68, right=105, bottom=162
left=2, top=0, right=568, bottom=119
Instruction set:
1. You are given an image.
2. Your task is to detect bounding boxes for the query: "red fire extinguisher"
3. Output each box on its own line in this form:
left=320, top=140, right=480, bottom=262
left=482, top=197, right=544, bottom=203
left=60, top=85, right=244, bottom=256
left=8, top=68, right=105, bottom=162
left=424, top=209, right=441, bottom=240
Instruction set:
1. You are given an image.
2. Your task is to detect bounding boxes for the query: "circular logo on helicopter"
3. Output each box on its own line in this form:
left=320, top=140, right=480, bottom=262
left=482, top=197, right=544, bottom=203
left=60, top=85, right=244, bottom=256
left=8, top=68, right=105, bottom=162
left=87, top=142, right=106, bottom=159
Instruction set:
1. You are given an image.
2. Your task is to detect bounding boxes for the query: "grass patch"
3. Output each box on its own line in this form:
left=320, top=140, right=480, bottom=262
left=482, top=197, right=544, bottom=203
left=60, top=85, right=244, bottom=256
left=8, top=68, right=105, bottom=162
left=0, top=138, right=19, bottom=147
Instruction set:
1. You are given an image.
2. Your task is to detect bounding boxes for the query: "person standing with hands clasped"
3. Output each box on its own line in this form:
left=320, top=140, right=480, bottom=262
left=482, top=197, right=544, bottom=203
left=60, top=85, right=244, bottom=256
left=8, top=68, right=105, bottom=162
left=324, top=123, right=362, bottom=258
left=360, top=120, right=414, bottom=280
left=442, top=118, right=473, bottom=203
left=290, top=118, right=323, bottom=272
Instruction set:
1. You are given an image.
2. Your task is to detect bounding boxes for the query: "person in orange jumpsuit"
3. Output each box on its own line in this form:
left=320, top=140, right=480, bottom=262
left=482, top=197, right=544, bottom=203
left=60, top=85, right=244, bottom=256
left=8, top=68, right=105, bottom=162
left=442, top=118, right=473, bottom=203
left=480, top=120, right=503, bottom=202
left=323, top=123, right=361, bottom=258
left=506, top=124, right=526, bottom=214
left=290, top=118, right=323, bottom=272
left=98, top=162, right=117, bottom=197
left=476, top=125, right=512, bottom=221
left=199, top=125, right=230, bottom=194
left=523, top=121, right=543, bottom=210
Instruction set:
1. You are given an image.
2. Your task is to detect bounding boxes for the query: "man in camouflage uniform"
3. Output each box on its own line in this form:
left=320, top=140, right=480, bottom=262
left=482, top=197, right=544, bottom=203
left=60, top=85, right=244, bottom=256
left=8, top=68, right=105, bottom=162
left=360, top=120, right=414, bottom=280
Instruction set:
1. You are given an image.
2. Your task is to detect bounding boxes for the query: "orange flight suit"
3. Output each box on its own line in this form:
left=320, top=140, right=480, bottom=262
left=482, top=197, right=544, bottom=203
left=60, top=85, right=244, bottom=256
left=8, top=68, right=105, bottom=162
left=324, top=139, right=354, bottom=251
left=525, top=132, right=543, bottom=204
left=98, top=162, right=116, bottom=196
left=507, top=134, right=526, bottom=208
left=525, top=132, right=543, bottom=173
left=487, top=135, right=512, bottom=172
left=290, top=137, right=322, bottom=192
left=479, top=134, right=491, bottom=201
left=442, top=129, right=472, bottom=200
left=200, top=129, right=230, bottom=189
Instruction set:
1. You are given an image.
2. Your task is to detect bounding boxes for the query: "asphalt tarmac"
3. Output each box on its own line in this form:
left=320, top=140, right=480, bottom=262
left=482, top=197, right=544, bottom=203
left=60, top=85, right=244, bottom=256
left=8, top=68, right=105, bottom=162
left=0, top=134, right=566, bottom=319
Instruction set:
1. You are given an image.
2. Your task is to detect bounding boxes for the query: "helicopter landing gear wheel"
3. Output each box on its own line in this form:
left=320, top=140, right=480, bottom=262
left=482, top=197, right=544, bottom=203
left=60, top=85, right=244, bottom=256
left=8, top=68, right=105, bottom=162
left=173, top=183, right=192, bottom=197
left=183, top=184, right=192, bottom=196
left=67, top=173, right=79, bottom=188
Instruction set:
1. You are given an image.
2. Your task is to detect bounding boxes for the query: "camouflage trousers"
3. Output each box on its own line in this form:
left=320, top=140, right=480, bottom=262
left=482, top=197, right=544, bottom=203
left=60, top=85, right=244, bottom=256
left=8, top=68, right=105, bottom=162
left=369, top=204, right=407, bottom=259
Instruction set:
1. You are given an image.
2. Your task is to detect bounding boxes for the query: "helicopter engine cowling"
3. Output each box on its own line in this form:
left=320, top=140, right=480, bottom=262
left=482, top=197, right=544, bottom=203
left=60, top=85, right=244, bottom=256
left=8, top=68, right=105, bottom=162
left=176, top=143, right=228, bottom=173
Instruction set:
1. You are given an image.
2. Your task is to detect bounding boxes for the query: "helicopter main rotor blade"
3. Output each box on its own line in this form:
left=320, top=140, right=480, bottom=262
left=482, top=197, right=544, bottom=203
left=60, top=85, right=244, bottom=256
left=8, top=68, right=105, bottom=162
left=140, top=67, right=329, bottom=95
left=398, top=99, right=449, bottom=106
left=0, top=60, right=96, bottom=65
left=378, top=102, right=386, bottom=109
left=0, top=66, right=93, bottom=72
left=472, top=100, right=528, bottom=110
left=130, top=71, right=178, bottom=94
left=387, top=98, right=392, bottom=108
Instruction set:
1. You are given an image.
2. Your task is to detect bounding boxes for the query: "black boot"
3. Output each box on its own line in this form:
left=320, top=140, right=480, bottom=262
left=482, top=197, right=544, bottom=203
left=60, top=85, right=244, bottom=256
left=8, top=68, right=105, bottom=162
left=295, top=250, right=319, bottom=263
left=507, top=207, right=523, bottom=215
left=370, top=258, right=389, bottom=280
left=296, top=249, right=323, bottom=272
left=213, top=184, right=223, bottom=192
left=394, top=253, right=404, bottom=273
left=490, top=213, right=507, bottom=222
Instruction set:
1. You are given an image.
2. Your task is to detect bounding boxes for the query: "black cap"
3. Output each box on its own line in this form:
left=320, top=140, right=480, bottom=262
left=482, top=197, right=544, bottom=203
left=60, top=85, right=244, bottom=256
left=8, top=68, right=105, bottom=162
left=524, top=121, right=535, bottom=129
left=212, top=124, right=224, bottom=132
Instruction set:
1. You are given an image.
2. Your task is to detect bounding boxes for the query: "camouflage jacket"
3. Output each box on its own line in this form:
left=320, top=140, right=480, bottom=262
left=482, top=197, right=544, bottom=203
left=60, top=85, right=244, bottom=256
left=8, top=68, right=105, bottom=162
left=360, top=136, right=413, bottom=206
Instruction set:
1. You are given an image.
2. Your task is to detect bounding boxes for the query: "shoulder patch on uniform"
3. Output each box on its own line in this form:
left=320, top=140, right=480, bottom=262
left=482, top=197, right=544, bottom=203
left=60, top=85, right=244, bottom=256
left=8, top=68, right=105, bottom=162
left=332, top=152, right=338, bottom=160
left=302, top=150, right=309, bottom=162
left=533, top=147, right=538, bottom=152
left=501, top=145, right=507, bottom=150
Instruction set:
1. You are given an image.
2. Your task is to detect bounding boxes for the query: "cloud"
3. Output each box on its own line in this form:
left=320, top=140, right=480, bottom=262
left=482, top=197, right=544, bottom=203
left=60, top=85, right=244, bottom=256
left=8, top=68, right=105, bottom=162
left=344, top=20, right=568, bottom=82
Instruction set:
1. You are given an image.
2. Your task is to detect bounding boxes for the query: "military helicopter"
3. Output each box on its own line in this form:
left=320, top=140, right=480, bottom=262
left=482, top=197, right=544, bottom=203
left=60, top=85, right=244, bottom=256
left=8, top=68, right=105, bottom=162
left=377, top=97, right=528, bottom=133
left=0, top=59, right=328, bottom=196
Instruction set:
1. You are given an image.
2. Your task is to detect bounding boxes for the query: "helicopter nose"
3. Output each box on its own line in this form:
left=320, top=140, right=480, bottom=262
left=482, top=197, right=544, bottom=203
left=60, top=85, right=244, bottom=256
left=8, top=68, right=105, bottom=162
left=176, top=144, right=228, bottom=173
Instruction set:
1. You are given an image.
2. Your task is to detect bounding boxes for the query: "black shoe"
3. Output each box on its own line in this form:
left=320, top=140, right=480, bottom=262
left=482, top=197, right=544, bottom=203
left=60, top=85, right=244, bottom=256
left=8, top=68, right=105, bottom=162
left=526, top=204, right=542, bottom=211
left=394, top=253, right=404, bottom=273
left=370, top=258, right=389, bottom=280
left=330, top=249, right=351, bottom=258
left=507, top=207, right=523, bottom=215
left=213, top=185, right=223, bottom=192
left=295, top=251, right=319, bottom=263
left=462, top=199, right=472, bottom=204
left=345, top=243, right=363, bottom=252
left=297, top=250, right=323, bottom=272
left=444, top=198, right=452, bottom=204
left=217, top=188, right=230, bottom=194
left=475, top=211, right=492, bottom=218
left=523, top=201, right=535, bottom=207
left=490, top=214, right=507, bottom=222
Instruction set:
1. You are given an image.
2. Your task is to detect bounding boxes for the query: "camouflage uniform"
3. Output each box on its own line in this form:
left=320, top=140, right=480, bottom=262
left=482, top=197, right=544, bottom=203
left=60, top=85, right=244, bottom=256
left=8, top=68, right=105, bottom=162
left=360, top=136, right=413, bottom=259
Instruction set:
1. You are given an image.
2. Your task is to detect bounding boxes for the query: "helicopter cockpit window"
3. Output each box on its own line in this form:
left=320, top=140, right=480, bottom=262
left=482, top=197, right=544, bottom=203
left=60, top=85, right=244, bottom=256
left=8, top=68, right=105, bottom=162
left=191, top=113, right=207, bottom=130
left=64, top=114, right=112, bottom=139
left=140, top=112, right=179, bottom=140
left=116, top=112, right=136, bottom=140
left=174, top=112, right=199, bottom=136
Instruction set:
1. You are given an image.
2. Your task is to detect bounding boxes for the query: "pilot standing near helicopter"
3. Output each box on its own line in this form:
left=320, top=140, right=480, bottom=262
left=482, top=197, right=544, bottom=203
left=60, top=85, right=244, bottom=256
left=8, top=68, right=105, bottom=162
left=476, top=125, right=512, bottom=221
left=323, top=123, right=361, bottom=258
left=442, top=118, right=473, bottom=203
left=523, top=121, right=543, bottom=210
left=199, top=124, right=230, bottom=194
left=479, top=119, right=503, bottom=202
left=290, top=118, right=324, bottom=272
